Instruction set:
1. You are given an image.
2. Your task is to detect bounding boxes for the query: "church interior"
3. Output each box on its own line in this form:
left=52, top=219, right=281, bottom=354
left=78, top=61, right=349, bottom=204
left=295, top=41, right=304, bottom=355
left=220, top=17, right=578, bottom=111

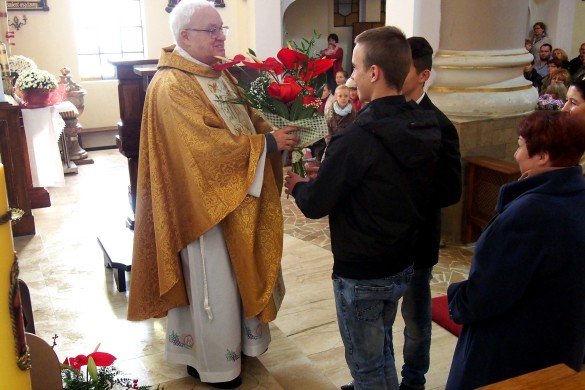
left=2, top=0, right=585, bottom=389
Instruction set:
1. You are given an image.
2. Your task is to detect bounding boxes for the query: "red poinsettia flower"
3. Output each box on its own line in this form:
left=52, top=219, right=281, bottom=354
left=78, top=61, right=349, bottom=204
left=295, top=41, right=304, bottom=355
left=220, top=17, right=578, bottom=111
left=241, top=56, right=285, bottom=75
left=267, top=75, right=303, bottom=103
left=211, top=54, right=246, bottom=71
left=299, top=58, right=336, bottom=82
left=277, top=48, right=308, bottom=71
left=63, top=352, right=117, bottom=370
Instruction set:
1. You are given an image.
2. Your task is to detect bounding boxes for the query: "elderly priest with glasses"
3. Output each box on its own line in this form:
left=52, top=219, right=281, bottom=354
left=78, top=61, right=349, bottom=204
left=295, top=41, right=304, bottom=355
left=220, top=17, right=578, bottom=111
left=127, top=1, right=299, bottom=388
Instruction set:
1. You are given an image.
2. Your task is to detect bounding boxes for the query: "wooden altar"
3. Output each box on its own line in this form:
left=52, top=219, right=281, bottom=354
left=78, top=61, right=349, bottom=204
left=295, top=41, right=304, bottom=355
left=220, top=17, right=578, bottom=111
left=110, top=59, right=158, bottom=229
left=0, top=99, right=35, bottom=236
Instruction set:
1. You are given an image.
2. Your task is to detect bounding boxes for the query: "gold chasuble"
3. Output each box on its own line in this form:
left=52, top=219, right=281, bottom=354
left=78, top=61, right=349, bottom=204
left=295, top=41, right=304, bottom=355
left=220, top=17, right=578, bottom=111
left=127, top=45, right=284, bottom=324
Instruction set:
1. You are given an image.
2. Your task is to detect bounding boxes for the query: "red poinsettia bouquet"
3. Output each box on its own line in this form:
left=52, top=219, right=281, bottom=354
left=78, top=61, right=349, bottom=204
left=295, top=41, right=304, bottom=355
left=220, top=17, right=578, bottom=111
left=61, top=348, right=151, bottom=389
left=214, top=35, right=335, bottom=176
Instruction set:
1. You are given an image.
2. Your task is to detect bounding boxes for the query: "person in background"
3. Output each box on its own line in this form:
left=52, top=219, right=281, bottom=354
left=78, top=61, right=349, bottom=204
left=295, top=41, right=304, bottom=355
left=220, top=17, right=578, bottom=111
left=127, top=1, right=299, bottom=388
left=572, top=54, right=585, bottom=82
left=446, top=111, right=585, bottom=389
left=534, top=43, right=553, bottom=78
left=539, top=58, right=564, bottom=95
left=550, top=68, right=571, bottom=88
left=544, top=82, right=568, bottom=101
left=324, top=70, right=350, bottom=114
left=524, top=60, right=543, bottom=89
left=324, top=84, right=356, bottom=145
left=524, top=39, right=533, bottom=54
left=530, top=21, right=552, bottom=59
left=335, top=70, right=348, bottom=88
left=348, top=84, right=363, bottom=112
left=563, top=76, right=585, bottom=116
left=285, top=26, right=441, bottom=390
left=321, top=33, right=344, bottom=92
left=398, top=36, right=462, bottom=390
left=568, top=42, right=585, bottom=76
left=552, top=47, right=570, bottom=69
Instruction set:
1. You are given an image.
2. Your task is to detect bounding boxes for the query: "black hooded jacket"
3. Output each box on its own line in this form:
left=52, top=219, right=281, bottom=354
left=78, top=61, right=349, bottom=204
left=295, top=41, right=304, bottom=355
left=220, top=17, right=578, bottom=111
left=292, top=95, right=441, bottom=279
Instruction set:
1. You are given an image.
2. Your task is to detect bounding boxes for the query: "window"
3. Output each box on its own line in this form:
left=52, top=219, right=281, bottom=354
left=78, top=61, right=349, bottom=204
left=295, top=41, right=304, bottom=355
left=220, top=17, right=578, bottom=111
left=73, top=0, right=145, bottom=80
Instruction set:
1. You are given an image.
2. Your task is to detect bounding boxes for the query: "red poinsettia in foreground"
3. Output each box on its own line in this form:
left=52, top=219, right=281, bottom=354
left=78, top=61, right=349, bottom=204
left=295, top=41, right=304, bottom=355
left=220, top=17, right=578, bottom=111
left=63, top=351, right=117, bottom=370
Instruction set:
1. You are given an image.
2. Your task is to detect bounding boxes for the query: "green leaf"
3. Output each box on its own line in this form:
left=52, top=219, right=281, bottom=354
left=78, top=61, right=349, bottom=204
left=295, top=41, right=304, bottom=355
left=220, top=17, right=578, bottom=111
left=289, top=96, right=304, bottom=121
left=248, top=48, right=257, bottom=56
left=87, top=357, right=98, bottom=382
left=272, top=99, right=290, bottom=120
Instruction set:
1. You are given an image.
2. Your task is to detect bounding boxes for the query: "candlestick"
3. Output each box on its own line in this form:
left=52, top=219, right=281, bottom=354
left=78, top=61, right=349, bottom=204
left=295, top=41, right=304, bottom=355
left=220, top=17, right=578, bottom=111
left=0, top=164, right=32, bottom=389
left=0, top=41, right=10, bottom=94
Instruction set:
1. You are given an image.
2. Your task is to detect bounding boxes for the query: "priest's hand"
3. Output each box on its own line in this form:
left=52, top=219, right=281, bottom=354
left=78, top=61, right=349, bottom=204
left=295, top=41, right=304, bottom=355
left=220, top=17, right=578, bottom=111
left=272, top=126, right=300, bottom=152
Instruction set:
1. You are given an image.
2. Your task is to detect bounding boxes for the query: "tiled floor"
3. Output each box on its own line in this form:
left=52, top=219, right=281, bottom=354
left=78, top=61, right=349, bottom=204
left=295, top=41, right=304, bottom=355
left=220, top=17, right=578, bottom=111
left=14, top=149, right=473, bottom=389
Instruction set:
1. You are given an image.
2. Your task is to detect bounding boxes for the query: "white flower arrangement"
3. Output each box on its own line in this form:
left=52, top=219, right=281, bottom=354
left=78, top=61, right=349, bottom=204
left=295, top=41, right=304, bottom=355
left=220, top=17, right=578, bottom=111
left=8, top=55, right=37, bottom=76
left=15, top=68, right=58, bottom=93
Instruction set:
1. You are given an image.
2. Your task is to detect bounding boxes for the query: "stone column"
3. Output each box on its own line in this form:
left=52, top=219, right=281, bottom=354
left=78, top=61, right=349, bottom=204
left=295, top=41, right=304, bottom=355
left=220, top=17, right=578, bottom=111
left=428, top=0, right=537, bottom=117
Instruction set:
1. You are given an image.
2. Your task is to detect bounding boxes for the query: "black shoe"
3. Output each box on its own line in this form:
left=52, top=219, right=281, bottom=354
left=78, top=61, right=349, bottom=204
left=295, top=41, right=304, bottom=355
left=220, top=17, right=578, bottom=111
left=340, top=380, right=354, bottom=390
left=187, top=366, right=242, bottom=389
left=208, top=376, right=242, bottom=389
left=187, top=365, right=200, bottom=379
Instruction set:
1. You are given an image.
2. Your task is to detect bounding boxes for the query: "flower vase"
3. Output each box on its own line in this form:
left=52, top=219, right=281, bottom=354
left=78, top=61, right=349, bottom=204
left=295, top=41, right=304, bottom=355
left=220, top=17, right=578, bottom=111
left=21, top=89, right=52, bottom=109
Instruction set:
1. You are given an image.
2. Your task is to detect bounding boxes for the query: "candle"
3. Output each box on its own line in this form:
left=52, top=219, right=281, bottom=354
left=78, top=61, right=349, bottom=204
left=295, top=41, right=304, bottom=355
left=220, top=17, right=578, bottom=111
left=0, top=0, right=8, bottom=54
left=0, top=164, right=31, bottom=389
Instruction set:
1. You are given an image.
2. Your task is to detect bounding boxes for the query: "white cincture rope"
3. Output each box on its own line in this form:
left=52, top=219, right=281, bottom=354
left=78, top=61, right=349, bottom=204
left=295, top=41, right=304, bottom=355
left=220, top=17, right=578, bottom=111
left=199, top=236, right=214, bottom=321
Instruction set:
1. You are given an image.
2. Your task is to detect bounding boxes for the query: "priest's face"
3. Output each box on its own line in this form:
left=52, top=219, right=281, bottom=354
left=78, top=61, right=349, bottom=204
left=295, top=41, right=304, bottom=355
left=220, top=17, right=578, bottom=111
left=181, top=7, right=226, bottom=65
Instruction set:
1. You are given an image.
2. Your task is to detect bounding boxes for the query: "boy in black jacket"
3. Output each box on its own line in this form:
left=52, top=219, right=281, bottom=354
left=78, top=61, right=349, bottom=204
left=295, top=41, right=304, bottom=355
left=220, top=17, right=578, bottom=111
left=285, top=26, right=441, bottom=390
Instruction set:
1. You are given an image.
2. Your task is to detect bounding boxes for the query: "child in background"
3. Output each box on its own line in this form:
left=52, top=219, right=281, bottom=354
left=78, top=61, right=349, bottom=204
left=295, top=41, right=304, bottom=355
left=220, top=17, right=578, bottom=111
left=346, top=78, right=363, bottom=112
left=335, top=71, right=348, bottom=89
left=325, top=85, right=356, bottom=145
left=318, top=83, right=331, bottom=112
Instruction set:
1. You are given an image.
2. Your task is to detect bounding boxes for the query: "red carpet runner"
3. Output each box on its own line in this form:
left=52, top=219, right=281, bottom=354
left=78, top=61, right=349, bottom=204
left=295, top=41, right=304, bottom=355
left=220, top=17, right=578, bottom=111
left=431, top=295, right=462, bottom=337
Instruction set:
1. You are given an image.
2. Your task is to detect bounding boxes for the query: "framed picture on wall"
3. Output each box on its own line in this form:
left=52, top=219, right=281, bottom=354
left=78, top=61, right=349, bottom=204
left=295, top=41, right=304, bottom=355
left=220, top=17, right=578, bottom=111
left=7, top=1, right=49, bottom=11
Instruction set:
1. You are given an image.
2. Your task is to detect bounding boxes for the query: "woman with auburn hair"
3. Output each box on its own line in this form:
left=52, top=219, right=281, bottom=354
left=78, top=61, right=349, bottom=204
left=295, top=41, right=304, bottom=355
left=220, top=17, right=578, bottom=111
left=446, top=111, right=585, bottom=390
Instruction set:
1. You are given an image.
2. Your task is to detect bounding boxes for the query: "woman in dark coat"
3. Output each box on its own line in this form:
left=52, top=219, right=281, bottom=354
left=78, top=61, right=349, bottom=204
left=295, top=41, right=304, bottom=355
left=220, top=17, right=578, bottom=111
left=446, top=111, right=585, bottom=390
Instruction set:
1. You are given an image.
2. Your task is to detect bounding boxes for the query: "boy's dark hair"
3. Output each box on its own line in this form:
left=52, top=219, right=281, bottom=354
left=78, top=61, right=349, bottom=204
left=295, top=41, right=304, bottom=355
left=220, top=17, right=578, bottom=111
left=355, top=26, right=410, bottom=91
left=407, top=36, right=433, bottom=74
left=328, top=33, right=339, bottom=43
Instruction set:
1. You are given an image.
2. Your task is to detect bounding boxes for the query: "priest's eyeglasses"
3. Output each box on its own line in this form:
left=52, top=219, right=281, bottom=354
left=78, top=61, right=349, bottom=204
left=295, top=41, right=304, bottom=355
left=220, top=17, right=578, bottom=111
left=184, top=26, right=229, bottom=38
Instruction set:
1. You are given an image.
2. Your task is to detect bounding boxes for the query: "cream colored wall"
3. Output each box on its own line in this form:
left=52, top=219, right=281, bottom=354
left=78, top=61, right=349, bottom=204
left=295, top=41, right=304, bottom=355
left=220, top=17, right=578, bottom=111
left=571, top=0, right=585, bottom=57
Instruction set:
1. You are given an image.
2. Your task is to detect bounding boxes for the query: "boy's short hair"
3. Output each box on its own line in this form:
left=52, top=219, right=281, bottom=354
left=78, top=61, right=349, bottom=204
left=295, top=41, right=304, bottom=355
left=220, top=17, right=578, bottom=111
left=355, top=26, right=410, bottom=90
left=407, top=36, right=433, bottom=74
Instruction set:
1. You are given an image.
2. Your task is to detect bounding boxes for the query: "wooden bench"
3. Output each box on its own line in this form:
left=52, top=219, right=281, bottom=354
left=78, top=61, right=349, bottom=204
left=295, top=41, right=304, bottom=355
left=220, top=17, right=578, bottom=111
left=462, top=156, right=520, bottom=243
left=97, top=228, right=133, bottom=292
left=478, top=363, right=585, bottom=389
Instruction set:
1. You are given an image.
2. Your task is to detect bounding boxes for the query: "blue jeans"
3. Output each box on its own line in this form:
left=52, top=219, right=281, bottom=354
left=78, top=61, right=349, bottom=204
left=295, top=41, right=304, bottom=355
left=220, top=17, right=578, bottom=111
left=333, top=266, right=414, bottom=390
left=400, top=267, right=433, bottom=389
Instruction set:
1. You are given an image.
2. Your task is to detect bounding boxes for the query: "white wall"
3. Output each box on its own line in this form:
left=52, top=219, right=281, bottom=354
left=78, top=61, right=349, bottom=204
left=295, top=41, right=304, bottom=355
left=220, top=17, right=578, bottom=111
left=571, top=0, right=585, bottom=57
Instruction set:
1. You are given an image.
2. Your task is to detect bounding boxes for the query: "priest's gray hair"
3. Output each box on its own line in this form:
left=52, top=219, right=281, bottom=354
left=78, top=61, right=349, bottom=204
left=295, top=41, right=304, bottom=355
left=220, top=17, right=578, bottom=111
left=169, top=0, right=215, bottom=44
